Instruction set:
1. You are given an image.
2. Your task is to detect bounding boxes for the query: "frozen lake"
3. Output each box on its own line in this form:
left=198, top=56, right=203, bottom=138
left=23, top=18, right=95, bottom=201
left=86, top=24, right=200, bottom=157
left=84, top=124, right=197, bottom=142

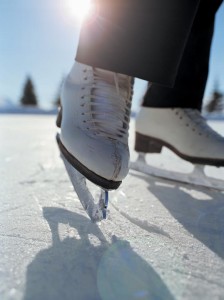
left=0, top=115, right=224, bottom=300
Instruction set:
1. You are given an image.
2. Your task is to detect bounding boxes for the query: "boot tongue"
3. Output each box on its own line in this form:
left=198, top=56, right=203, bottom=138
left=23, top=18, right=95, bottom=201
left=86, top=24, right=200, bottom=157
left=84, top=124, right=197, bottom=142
left=94, top=68, right=131, bottom=100
left=91, top=68, right=124, bottom=136
left=94, top=68, right=115, bottom=84
left=94, top=68, right=128, bottom=85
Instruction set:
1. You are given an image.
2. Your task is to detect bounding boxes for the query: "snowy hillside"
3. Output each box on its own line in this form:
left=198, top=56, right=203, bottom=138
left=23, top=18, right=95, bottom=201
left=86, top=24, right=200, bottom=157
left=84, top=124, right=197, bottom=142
left=0, top=97, right=15, bottom=109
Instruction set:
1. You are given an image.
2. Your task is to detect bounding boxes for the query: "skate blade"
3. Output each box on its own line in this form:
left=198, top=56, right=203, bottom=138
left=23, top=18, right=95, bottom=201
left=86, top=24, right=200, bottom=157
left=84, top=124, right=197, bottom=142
left=130, top=154, right=224, bottom=191
left=60, top=151, right=109, bottom=222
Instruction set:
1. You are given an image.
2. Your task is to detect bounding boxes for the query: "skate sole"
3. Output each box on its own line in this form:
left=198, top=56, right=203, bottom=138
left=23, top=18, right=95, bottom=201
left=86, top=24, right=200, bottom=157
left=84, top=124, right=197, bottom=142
left=135, top=132, right=224, bottom=167
left=56, top=133, right=121, bottom=190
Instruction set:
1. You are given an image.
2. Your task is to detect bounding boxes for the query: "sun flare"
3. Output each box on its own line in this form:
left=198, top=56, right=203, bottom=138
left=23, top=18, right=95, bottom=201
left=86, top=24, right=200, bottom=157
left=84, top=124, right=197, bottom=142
left=67, top=0, right=93, bottom=23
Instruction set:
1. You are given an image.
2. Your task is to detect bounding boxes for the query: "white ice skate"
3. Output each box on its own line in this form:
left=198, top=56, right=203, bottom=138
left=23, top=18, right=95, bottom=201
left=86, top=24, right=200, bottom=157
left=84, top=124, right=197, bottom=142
left=131, top=107, right=224, bottom=190
left=56, top=62, right=133, bottom=221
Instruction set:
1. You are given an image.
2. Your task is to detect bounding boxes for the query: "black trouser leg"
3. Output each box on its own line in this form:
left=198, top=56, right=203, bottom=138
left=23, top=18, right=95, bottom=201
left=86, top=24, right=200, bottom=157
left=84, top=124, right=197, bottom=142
left=76, top=0, right=200, bottom=87
left=143, top=0, right=223, bottom=110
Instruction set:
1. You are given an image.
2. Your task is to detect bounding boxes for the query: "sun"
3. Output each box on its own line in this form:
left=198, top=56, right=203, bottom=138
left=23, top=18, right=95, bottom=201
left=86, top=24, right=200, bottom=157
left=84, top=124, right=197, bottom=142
left=67, top=0, right=93, bottom=23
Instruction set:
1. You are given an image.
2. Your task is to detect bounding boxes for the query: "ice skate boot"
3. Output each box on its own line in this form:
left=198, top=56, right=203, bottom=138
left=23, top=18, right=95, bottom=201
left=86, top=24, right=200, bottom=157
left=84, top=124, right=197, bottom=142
left=56, top=62, right=133, bottom=221
left=131, top=107, right=224, bottom=190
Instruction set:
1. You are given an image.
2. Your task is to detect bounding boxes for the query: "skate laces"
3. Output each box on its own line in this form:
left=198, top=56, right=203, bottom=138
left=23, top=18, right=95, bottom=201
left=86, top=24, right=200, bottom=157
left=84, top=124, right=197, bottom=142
left=82, top=68, right=132, bottom=143
left=183, top=109, right=223, bottom=139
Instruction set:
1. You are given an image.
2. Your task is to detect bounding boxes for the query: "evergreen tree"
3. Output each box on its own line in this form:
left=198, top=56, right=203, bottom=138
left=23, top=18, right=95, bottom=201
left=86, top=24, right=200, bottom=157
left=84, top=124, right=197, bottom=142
left=205, top=90, right=223, bottom=113
left=53, top=77, right=64, bottom=107
left=205, top=81, right=224, bottom=113
left=54, top=95, right=61, bottom=107
left=20, top=77, right=38, bottom=106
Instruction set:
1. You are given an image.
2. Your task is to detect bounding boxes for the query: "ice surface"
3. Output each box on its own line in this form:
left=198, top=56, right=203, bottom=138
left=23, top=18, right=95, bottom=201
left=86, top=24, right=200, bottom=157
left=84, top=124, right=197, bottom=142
left=1, top=115, right=224, bottom=300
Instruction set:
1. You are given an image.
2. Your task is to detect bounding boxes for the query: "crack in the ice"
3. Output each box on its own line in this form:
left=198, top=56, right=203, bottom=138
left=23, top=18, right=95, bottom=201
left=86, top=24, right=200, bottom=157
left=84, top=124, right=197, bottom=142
left=28, top=163, right=45, bottom=179
left=110, top=202, right=171, bottom=239
left=0, top=233, right=46, bottom=244
left=32, top=195, right=52, bottom=232
left=173, top=268, right=224, bottom=288
left=0, top=205, right=26, bottom=215
left=19, top=180, right=37, bottom=185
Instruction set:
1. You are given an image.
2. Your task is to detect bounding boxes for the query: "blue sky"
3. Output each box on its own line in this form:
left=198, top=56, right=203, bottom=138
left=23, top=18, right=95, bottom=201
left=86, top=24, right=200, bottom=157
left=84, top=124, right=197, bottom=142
left=0, top=0, right=224, bottom=110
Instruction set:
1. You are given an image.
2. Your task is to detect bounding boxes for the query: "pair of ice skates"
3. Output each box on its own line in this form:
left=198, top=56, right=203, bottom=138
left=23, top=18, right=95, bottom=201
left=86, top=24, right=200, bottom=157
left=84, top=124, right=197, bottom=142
left=56, top=62, right=224, bottom=222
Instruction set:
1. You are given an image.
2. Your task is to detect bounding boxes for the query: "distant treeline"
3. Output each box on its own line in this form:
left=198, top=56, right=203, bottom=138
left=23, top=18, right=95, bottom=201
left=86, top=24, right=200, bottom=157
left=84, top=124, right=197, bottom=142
left=20, top=76, right=63, bottom=108
left=20, top=76, right=224, bottom=114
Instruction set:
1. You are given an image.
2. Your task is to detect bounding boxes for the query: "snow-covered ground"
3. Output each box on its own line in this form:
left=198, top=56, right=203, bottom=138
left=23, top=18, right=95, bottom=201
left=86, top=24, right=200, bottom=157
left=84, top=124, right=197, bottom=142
left=0, top=115, right=224, bottom=300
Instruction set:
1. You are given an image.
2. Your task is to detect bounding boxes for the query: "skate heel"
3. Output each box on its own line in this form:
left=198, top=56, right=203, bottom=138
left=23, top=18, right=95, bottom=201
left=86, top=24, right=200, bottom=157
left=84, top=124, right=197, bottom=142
left=135, top=133, right=163, bottom=153
left=56, top=107, right=62, bottom=128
